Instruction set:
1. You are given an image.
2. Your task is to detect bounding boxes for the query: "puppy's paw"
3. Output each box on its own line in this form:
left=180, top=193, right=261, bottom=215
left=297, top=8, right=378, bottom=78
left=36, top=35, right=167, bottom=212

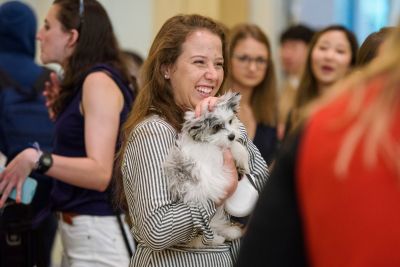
left=221, top=225, right=242, bottom=241
left=211, top=234, right=226, bottom=245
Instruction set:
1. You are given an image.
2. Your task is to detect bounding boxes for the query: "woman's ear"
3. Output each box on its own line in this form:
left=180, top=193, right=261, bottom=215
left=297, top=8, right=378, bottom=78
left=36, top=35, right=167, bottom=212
left=161, top=64, right=172, bottom=80
left=67, top=29, right=80, bottom=48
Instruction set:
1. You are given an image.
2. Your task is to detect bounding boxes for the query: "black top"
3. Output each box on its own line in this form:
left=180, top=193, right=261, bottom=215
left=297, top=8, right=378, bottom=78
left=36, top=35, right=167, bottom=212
left=236, top=132, right=308, bottom=267
left=253, top=123, right=278, bottom=165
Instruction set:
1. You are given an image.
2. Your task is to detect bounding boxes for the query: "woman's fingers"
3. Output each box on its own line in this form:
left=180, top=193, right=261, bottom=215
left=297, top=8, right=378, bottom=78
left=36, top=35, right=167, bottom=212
left=195, top=97, right=219, bottom=117
left=16, top=178, right=24, bottom=203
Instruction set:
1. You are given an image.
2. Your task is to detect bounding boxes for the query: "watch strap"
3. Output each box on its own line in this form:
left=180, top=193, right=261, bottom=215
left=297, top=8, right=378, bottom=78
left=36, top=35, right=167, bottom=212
left=35, top=151, right=53, bottom=174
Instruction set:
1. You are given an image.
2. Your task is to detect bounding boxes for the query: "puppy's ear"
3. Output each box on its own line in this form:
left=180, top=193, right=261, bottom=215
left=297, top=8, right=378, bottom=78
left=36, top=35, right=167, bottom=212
left=221, top=91, right=241, bottom=114
left=183, top=111, right=205, bottom=141
left=187, top=120, right=206, bottom=141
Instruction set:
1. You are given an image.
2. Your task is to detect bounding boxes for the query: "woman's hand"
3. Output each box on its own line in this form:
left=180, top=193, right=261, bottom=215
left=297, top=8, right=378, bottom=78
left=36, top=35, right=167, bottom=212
left=216, top=148, right=239, bottom=205
left=195, top=96, right=219, bottom=118
left=0, top=148, right=38, bottom=207
left=43, top=72, right=61, bottom=120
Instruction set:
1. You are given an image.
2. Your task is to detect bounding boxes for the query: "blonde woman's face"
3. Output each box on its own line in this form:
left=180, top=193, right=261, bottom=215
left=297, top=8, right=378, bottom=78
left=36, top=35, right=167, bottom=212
left=167, top=29, right=224, bottom=109
left=231, top=37, right=268, bottom=90
left=311, top=30, right=352, bottom=88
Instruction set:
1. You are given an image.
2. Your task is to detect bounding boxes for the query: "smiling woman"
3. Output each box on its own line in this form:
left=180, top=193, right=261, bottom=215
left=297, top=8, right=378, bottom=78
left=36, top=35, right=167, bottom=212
left=113, top=14, right=269, bottom=267
left=166, top=29, right=224, bottom=110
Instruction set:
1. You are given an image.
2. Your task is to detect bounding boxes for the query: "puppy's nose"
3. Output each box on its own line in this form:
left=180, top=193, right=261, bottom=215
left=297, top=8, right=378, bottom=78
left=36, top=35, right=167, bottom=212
left=228, top=133, right=235, bottom=141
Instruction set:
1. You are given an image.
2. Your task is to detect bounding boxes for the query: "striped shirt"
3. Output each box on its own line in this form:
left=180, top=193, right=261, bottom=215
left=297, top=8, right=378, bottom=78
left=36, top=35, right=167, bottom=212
left=122, top=115, right=269, bottom=267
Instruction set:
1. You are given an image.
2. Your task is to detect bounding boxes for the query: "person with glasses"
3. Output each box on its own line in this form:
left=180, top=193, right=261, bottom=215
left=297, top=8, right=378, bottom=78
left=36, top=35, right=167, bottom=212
left=0, top=0, right=135, bottom=266
left=224, top=23, right=278, bottom=166
left=237, top=22, right=400, bottom=267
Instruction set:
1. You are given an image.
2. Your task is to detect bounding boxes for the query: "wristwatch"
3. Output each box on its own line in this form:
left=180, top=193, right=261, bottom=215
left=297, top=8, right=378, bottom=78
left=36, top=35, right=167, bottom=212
left=35, top=152, right=53, bottom=174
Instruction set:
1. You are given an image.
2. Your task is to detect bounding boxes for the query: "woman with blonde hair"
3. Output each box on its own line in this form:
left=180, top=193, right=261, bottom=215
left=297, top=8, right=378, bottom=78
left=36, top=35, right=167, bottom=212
left=237, top=22, right=400, bottom=267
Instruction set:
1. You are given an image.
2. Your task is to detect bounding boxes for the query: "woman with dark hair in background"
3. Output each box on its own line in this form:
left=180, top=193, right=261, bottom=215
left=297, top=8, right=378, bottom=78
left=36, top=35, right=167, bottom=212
left=357, top=27, right=395, bottom=66
left=286, top=25, right=358, bottom=135
left=0, top=0, right=134, bottom=265
left=237, top=22, right=400, bottom=267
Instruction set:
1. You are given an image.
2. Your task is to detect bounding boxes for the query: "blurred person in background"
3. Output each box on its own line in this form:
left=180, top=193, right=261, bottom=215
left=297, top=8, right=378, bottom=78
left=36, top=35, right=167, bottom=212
left=0, top=1, right=56, bottom=266
left=0, top=0, right=135, bottom=265
left=225, top=23, right=278, bottom=166
left=277, top=24, right=315, bottom=139
left=237, top=21, right=400, bottom=267
left=285, top=25, right=358, bottom=137
left=356, top=27, right=395, bottom=67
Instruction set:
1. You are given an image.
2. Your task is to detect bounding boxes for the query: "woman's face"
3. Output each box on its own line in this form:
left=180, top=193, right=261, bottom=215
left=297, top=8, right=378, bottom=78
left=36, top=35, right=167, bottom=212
left=230, top=37, right=268, bottom=90
left=167, top=29, right=224, bottom=109
left=36, top=4, right=75, bottom=65
left=311, top=30, right=352, bottom=88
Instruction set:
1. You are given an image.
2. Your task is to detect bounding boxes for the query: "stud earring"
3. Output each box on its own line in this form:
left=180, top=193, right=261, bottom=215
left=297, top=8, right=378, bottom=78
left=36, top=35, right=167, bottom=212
left=164, top=73, right=169, bottom=79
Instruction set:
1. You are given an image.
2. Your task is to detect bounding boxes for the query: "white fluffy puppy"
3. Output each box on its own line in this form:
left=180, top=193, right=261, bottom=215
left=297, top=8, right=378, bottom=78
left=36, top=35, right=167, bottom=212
left=164, top=92, right=249, bottom=247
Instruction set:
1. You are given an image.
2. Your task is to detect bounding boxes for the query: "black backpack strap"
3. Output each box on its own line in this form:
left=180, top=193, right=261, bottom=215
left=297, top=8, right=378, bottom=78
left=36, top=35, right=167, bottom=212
left=116, top=213, right=134, bottom=257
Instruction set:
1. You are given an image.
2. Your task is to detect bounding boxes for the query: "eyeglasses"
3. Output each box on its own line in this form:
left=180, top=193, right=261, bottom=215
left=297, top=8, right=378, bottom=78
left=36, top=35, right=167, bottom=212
left=233, top=54, right=268, bottom=69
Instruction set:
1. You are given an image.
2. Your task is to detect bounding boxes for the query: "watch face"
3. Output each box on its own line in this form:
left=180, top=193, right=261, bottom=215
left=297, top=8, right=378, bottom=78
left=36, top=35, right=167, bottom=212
left=36, top=152, right=53, bottom=173
left=40, top=153, right=53, bottom=168
left=43, top=156, right=52, bottom=166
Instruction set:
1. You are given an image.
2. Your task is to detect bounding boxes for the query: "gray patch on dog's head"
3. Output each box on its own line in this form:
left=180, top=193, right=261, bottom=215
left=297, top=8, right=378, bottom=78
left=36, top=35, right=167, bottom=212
left=185, top=116, right=220, bottom=142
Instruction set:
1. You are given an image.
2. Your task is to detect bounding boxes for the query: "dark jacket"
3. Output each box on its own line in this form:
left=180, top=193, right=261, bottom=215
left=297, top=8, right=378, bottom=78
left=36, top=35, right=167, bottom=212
left=0, top=1, right=54, bottom=214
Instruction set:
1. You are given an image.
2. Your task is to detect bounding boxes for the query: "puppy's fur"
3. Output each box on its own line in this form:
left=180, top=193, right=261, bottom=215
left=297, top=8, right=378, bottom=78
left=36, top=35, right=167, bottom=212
left=164, top=92, right=249, bottom=247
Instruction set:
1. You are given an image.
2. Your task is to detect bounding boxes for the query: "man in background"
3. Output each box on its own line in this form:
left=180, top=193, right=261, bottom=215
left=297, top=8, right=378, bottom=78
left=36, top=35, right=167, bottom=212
left=277, top=24, right=315, bottom=139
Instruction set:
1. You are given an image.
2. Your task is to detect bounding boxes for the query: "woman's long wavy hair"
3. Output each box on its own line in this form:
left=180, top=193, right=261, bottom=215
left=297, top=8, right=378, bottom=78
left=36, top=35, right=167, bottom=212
left=113, top=14, right=228, bottom=212
left=225, top=23, right=277, bottom=126
left=52, top=0, right=131, bottom=116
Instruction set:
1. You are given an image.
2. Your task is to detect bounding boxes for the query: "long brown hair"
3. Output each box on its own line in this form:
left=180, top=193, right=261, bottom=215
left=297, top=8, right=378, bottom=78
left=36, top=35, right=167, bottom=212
left=289, top=25, right=358, bottom=132
left=356, top=27, right=395, bottom=67
left=52, top=0, right=131, bottom=116
left=113, top=14, right=228, bottom=212
left=225, top=23, right=277, bottom=126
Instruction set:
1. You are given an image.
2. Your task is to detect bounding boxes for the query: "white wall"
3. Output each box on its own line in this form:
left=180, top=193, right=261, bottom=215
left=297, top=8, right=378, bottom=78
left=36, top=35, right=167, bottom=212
left=2, top=0, right=152, bottom=59
left=296, top=0, right=336, bottom=29
left=249, top=0, right=288, bottom=87
left=97, top=0, right=152, bottom=58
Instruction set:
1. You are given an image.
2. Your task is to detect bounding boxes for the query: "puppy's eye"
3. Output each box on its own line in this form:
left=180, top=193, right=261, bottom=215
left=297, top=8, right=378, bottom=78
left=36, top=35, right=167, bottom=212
left=190, top=125, right=201, bottom=130
left=212, top=124, right=223, bottom=133
left=229, top=119, right=233, bottom=124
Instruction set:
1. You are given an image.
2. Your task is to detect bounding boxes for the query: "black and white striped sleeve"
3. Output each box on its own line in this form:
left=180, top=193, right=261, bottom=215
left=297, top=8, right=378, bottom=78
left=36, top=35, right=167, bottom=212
left=239, top=125, right=269, bottom=191
left=121, top=116, right=217, bottom=251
